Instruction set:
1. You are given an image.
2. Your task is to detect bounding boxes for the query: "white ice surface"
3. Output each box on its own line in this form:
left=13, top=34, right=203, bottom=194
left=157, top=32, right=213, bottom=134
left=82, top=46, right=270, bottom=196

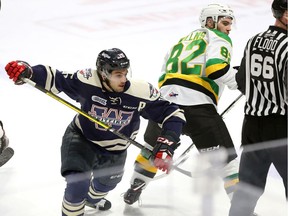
left=0, top=0, right=287, bottom=215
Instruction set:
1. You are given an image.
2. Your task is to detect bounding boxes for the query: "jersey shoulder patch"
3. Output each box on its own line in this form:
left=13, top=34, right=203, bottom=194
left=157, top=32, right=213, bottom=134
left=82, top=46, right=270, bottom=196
left=126, top=79, right=160, bottom=101
left=77, top=68, right=102, bottom=87
left=78, top=68, right=93, bottom=80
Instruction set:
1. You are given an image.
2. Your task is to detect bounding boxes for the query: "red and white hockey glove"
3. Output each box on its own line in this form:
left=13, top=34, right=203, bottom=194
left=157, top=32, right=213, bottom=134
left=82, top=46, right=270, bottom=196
left=5, top=60, right=32, bottom=85
left=152, top=131, right=180, bottom=173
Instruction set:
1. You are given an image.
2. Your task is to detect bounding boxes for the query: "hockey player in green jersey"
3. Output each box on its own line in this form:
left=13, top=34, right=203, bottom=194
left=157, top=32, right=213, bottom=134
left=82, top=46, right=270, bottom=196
left=124, top=3, right=240, bottom=205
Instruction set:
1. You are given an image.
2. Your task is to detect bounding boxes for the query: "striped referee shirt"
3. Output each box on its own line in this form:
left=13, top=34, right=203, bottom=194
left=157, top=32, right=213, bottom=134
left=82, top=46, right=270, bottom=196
left=236, top=25, right=287, bottom=116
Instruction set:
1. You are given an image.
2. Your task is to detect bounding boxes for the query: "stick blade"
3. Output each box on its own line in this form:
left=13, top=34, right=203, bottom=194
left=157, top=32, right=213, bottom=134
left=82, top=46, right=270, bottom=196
left=0, top=147, right=14, bottom=167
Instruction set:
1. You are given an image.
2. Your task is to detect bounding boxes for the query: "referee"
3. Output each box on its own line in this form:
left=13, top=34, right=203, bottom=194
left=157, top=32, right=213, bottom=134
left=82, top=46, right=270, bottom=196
left=229, top=0, right=287, bottom=215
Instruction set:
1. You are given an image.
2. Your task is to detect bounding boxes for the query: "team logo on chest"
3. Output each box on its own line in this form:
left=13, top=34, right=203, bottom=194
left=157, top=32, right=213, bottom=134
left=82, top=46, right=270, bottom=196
left=109, top=96, right=122, bottom=105
left=88, top=104, right=134, bottom=131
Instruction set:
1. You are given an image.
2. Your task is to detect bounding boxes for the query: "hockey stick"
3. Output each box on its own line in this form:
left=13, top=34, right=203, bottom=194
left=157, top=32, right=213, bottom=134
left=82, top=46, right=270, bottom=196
left=0, top=147, right=14, bottom=167
left=23, top=78, right=194, bottom=176
left=22, top=78, right=151, bottom=154
left=23, top=77, right=243, bottom=178
left=23, top=77, right=201, bottom=175
left=219, top=93, right=243, bottom=119
left=154, top=93, right=244, bottom=179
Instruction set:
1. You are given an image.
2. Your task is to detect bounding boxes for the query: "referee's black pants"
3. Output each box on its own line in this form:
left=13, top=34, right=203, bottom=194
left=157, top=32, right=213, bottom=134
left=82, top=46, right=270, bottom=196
left=229, top=114, right=287, bottom=216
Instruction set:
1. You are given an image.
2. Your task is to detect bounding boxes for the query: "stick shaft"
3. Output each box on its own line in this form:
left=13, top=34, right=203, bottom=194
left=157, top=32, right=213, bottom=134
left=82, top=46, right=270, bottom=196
left=220, top=94, right=243, bottom=117
left=23, top=78, right=146, bottom=150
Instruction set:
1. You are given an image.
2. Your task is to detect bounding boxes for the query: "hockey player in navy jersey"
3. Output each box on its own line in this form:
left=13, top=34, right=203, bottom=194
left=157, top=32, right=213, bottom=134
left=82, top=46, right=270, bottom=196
left=124, top=3, right=241, bottom=206
left=4, top=48, right=186, bottom=216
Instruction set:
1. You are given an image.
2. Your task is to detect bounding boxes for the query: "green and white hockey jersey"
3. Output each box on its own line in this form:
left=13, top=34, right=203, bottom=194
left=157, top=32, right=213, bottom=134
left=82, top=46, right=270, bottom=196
left=159, top=28, right=237, bottom=107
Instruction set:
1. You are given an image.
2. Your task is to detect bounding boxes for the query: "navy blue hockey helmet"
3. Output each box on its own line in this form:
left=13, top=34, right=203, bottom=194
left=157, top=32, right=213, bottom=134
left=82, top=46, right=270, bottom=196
left=96, top=48, right=130, bottom=76
left=272, top=0, right=287, bottom=18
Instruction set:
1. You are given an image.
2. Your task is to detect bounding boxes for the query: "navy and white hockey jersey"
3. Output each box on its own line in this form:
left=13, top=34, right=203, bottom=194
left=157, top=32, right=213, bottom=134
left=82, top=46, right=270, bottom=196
left=30, top=65, right=186, bottom=151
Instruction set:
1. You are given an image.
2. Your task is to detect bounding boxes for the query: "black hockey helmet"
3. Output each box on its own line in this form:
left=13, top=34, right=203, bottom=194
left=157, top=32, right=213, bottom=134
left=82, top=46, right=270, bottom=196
left=272, top=0, right=287, bottom=18
left=96, top=48, right=130, bottom=76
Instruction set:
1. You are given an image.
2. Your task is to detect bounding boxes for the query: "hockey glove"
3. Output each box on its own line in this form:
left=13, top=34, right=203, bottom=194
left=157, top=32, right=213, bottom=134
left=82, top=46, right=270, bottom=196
left=233, top=66, right=240, bottom=71
left=5, top=60, right=33, bottom=85
left=152, top=131, right=180, bottom=173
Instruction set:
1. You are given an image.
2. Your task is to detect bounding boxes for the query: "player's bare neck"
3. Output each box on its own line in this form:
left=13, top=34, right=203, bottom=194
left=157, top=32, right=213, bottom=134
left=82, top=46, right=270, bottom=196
left=275, top=18, right=288, bottom=31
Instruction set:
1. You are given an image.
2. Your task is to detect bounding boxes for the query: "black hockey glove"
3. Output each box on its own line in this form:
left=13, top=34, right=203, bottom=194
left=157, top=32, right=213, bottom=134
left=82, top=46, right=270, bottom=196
left=152, top=130, right=180, bottom=173
left=233, top=66, right=240, bottom=71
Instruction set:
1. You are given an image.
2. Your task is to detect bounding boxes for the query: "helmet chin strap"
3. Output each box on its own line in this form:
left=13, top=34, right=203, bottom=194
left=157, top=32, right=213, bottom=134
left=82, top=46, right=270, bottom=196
left=103, top=79, right=116, bottom=92
left=102, top=74, right=117, bottom=92
left=97, top=71, right=116, bottom=92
